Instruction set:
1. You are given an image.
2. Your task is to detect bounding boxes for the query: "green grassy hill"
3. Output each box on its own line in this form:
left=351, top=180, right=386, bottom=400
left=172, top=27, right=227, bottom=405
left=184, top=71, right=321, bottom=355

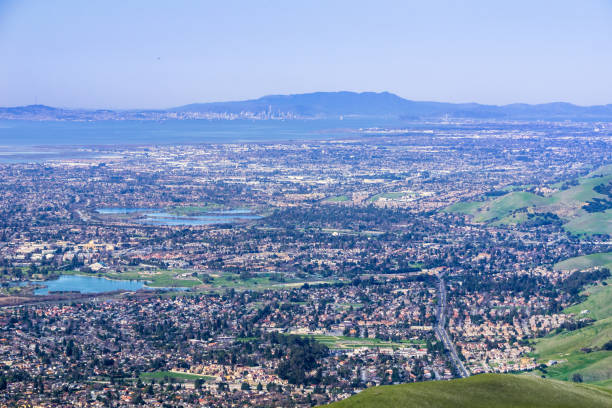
left=445, top=165, right=612, bottom=236
left=532, top=252, right=612, bottom=385
left=472, top=192, right=549, bottom=223
left=533, top=268, right=612, bottom=384
left=535, top=317, right=612, bottom=384
left=564, top=210, right=612, bottom=235
left=554, top=252, right=612, bottom=272
left=324, top=374, right=612, bottom=408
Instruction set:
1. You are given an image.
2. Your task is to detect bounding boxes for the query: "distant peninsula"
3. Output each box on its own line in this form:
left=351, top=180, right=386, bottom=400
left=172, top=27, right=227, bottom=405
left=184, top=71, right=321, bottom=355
left=2, top=91, right=612, bottom=121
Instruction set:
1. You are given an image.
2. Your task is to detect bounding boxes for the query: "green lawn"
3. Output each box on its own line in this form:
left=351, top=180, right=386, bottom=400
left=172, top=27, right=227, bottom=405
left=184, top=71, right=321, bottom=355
left=204, top=272, right=335, bottom=292
left=369, top=192, right=407, bottom=202
left=307, top=335, right=424, bottom=349
left=101, top=269, right=202, bottom=288
left=236, top=337, right=258, bottom=342
left=325, top=195, right=350, bottom=202
left=333, top=302, right=364, bottom=310
left=140, top=371, right=214, bottom=382
left=323, top=374, right=612, bottom=408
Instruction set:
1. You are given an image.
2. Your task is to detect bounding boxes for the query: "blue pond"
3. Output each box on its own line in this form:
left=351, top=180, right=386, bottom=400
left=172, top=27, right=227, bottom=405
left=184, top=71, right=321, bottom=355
left=96, top=208, right=261, bottom=226
left=95, top=208, right=155, bottom=214
left=33, top=275, right=146, bottom=295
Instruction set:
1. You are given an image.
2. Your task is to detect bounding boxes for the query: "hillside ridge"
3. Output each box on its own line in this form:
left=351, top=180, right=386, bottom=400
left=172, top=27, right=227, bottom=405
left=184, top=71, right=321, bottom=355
left=323, top=374, right=612, bottom=408
left=3, top=91, right=612, bottom=121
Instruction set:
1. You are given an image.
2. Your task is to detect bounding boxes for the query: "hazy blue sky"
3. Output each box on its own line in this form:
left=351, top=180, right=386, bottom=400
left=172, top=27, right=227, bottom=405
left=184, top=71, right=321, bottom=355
left=1, top=0, right=611, bottom=108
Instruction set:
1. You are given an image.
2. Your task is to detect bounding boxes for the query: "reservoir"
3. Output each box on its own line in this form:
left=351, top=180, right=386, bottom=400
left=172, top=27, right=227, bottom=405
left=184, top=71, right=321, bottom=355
left=32, top=275, right=146, bottom=295
left=96, top=208, right=261, bottom=226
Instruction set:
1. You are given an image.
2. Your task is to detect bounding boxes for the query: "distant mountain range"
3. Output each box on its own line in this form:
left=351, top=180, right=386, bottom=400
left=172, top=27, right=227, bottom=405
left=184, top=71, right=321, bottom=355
left=2, top=91, right=612, bottom=121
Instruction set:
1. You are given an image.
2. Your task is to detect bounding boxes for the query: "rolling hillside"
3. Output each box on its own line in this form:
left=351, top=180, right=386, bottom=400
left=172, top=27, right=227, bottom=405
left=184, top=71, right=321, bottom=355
left=533, top=252, right=612, bottom=386
left=446, top=165, right=612, bottom=236
left=323, top=374, right=612, bottom=408
left=554, top=252, right=612, bottom=272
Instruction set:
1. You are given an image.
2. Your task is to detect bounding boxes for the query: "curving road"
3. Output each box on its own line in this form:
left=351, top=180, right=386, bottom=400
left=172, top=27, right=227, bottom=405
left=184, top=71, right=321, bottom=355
left=435, top=274, right=470, bottom=378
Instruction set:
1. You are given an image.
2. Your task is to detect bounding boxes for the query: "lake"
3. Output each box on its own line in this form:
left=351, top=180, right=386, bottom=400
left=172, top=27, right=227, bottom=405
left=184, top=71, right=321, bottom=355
left=96, top=208, right=158, bottom=214
left=96, top=208, right=261, bottom=226
left=32, top=274, right=146, bottom=295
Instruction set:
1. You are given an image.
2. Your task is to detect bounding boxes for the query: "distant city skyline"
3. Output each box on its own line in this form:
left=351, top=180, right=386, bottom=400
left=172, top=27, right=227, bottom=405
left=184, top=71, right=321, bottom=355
left=1, top=0, right=611, bottom=109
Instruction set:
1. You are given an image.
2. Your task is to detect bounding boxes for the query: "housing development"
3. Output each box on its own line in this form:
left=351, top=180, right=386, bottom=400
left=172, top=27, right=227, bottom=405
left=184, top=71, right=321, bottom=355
left=0, top=119, right=611, bottom=407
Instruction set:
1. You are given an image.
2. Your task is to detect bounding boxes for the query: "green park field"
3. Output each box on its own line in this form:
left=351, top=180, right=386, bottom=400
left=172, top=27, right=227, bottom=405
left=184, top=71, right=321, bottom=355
left=140, top=370, right=214, bottom=383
